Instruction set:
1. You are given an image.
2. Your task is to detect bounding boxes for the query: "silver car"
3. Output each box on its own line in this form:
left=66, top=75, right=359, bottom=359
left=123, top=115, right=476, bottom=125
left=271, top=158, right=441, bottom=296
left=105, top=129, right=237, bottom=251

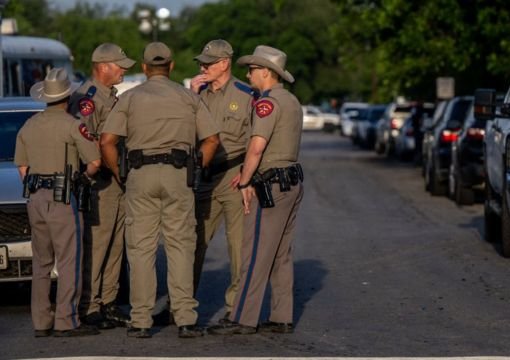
left=0, top=98, right=46, bottom=282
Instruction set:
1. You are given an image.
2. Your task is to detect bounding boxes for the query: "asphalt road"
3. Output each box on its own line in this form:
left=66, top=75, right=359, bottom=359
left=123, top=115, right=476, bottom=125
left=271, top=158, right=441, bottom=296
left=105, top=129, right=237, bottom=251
left=1, top=131, right=510, bottom=359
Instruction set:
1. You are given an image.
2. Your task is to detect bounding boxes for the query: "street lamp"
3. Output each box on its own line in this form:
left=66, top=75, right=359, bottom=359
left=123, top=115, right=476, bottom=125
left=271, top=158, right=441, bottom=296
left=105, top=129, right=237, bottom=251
left=138, top=7, right=170, bottom=42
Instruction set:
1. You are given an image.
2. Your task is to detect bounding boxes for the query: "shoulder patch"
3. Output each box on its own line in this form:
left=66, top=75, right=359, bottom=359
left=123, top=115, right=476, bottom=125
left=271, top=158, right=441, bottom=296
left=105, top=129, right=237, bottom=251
left=255, top=100, right=274, bottom=118
left=79, top=97, right=95, bottom=116
left=78, top=123, right=95, bottom=141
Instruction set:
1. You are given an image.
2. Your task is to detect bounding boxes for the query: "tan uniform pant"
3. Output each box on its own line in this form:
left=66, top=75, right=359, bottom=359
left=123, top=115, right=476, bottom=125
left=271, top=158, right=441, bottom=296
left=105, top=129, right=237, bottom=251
left=230, top=182, right=304, bottom=327
left=195, top=165, right=243, bottom=312
left=28, top=189, right=83, bottom=331
left=80, top=175, right=125, bottom=315
left=125, top=164, right=198, bottom=328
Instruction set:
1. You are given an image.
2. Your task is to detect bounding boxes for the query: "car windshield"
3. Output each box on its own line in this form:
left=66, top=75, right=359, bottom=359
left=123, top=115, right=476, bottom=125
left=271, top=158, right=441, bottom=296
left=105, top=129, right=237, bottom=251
left=0, top=110, right=39, bottom=161
left=368, top=108, right=385, bottom=123
left=447, top=100, right=472, bottom=128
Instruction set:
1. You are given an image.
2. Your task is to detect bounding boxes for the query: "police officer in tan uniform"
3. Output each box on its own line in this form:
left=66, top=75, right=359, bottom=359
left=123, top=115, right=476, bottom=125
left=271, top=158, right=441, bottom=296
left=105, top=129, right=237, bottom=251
left=68, top=43, right=135, bottom=329
left=100, top=42, right=220, bottom=339
left=14, top=68, right=102, bottom=337
left=209, top=45, right=304, bottom=335
left=190, top=39, right=253, bottom=321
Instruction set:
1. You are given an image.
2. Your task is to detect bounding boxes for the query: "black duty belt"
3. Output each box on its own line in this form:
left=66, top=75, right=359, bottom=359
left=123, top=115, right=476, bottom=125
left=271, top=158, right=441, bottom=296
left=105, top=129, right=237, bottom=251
left=128, top=149, right=188, bottom=170
left=142, top=153, right=177, bottom=166
left=208, top=153, right=245, bottom=177
left=261, top=164, right=304, bottom=185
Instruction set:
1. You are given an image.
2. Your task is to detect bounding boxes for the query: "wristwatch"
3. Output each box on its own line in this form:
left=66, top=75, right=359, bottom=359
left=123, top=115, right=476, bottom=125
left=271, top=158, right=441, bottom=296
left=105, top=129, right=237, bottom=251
left=237, top=182, right=251, bottom=190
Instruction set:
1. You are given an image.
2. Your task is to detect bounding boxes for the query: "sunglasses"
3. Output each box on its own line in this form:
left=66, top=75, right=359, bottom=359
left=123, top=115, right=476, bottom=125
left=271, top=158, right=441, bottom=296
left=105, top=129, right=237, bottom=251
left=199, top=59, right=223, bottom=69
left=248, top=66, right=264, bottom=74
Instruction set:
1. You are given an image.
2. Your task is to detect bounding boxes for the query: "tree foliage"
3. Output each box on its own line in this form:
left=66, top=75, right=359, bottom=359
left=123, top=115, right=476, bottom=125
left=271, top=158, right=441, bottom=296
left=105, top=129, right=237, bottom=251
left=3, top=0, right=510, bottom=103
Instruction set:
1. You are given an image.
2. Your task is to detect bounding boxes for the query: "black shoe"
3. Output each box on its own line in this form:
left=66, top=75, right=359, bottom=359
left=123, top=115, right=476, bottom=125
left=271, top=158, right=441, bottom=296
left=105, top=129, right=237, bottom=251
left=127, top=327, right=152, bottom=338
left=53, top=324, right=100, bottom=337
left=218, top=312, right=231, bottom=325
left=81, top=311, right=116, bottom=330
left=178, top=325, right=204, bottom=338
left=258, top=321, right=294, bottom=333
left=102, top=302, right=130, bottom=327
left=34, top=329, right=52, bottom=337
left=208, top=322, right=257, bottom=335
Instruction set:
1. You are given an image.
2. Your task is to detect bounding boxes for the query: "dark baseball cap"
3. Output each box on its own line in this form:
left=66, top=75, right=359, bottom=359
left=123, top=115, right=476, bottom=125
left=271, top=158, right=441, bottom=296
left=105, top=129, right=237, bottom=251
left=92, top=43, right=136, bottom=69
left=143, top=42, right=173, bottom=65
left=194, top=39, right=233, bottom=64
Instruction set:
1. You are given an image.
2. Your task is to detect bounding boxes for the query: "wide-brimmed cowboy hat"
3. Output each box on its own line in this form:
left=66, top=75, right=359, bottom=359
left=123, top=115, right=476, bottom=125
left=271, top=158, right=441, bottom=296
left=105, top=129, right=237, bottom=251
left=237, top=45, right=294, bottom=83
left=29, top=68, right=80, bottom=103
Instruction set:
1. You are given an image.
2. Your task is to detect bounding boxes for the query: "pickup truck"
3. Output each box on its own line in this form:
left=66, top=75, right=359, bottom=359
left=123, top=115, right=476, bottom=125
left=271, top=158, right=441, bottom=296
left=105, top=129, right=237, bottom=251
left=476, top=88, right=510, bottom=255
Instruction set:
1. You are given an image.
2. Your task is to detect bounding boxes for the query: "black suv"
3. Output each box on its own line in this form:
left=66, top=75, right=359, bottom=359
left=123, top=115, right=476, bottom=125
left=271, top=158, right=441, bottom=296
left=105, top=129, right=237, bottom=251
left=423, top=96, right=473, bottom=196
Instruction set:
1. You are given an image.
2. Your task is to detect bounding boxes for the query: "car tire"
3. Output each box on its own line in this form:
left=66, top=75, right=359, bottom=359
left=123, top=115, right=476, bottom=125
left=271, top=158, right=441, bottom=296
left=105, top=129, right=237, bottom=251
left=484, top=163, right=500, bottom=243
left=375, top=140, right=385, bottom=154
left=428, top=158, right=447, bottom=196
left=501, top=154, right=510, bottom=257
left=450, top=162, right=474, bottom=205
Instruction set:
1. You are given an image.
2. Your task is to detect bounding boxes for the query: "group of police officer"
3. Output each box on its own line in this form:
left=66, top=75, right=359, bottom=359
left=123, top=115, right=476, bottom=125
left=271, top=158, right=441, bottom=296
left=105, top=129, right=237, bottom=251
left=14, top=38, right=304, bottom=339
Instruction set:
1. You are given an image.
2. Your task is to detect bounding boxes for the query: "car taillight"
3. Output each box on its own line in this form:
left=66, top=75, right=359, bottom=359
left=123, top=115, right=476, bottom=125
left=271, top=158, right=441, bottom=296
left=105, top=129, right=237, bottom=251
left=390, top=118, right=399, bottom=129
left=466, top=128, right=485, bottom=140
left=440, top=129, right=459, bottom=143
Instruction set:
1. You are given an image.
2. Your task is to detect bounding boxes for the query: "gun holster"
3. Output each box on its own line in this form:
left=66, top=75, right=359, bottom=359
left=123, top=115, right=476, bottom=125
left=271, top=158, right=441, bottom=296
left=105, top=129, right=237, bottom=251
left=252, top=173, right=275, bottom=208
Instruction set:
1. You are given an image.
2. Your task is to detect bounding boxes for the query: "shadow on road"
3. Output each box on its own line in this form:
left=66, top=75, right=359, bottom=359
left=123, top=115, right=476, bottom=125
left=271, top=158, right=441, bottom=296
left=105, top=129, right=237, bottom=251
left=195, top=258, right=327, bottom=326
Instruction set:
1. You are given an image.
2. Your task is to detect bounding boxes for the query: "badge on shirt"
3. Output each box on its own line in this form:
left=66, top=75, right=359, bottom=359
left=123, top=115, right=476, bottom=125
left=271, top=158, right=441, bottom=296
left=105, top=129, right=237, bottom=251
left=79, top=97, right=95, bottom=116
left=229, top=101, right=239, bottom=112
left=78, top=123, right=95, bottom=141
left=255, top=100, right=274, bottom=118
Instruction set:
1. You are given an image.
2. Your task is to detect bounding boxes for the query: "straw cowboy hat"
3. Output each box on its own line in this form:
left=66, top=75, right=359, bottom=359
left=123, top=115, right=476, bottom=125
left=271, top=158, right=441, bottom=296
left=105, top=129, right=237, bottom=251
left=237, top=45, right=294, bottom=83
left=30, top=68, right=80, bottom=103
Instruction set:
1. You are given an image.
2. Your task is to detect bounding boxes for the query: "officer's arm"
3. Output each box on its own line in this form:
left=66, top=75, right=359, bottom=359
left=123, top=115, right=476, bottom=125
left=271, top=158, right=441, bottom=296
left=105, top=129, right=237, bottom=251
left=17, top=166, right=28, bottom=181
left=199, top=134, right=220, bottom=167
left=100, top=132, right=120, bottom=180
left=86, top=159, right=101, bottom=178
left=239, top=135, right=267, bottom=186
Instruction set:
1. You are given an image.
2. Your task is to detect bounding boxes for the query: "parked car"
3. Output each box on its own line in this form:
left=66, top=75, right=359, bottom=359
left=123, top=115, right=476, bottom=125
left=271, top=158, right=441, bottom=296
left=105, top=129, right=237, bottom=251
left=423, top=96, right=473, bottom=196
left=302, top=105, right=340, bottom=132
left=0, top=98, right=46, bottom=282
left=394, top=104, right=435, bottom=161
left=355, top=105, right=386, bottom=149
left=374, top=102, right=412, bottom=156
left=339, top=102, right=368, bottom=137
left=302, top=105, right=325, bottom=131
left=448, top=99, right=498, bottom=205
left=476, top=87, right=510, bottom=254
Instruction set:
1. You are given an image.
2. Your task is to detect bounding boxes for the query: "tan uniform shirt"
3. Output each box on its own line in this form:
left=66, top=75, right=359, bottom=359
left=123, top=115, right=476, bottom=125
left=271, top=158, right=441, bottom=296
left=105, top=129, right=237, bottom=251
left=251, top=84, right=303, bottom=172
left=69, top=78, right=118, bottom=138
left=102, top=75, right=218, bottom=154
left=198, top=77, right=252, bottom=164
left=14, top=106, right=100, bottom=173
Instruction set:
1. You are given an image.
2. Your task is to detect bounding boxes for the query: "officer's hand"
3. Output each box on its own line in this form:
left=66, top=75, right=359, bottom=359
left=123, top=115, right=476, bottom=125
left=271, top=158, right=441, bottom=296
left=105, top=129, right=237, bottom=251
left=190, top=74, right=207, bottom=94
left=230, top=173, right=241, bottom=190
left=241, top=187, right=255, bottom=215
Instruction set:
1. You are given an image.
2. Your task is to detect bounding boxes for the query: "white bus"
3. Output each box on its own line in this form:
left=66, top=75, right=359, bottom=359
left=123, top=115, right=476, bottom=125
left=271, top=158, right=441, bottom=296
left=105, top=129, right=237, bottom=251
left=1, top=34, right=75, bottom=97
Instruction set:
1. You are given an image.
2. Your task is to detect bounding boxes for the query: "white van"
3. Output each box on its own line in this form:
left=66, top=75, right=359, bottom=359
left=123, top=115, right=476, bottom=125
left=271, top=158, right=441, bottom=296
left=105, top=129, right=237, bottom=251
left=1, top=34, right=75, bottom=97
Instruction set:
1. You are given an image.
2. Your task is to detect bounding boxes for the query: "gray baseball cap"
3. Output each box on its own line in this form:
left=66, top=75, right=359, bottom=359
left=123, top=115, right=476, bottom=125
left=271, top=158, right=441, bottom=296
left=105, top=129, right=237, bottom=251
left=91, top=43, right=136, bottom=69
left=143, top=42, right=173, bottom=65
left=194, top=39, right=233, bottom=64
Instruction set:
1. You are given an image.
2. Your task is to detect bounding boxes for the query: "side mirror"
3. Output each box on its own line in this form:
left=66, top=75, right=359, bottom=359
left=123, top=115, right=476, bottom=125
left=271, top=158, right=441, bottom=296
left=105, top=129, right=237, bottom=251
left=474, top=88, right=496, bottom=120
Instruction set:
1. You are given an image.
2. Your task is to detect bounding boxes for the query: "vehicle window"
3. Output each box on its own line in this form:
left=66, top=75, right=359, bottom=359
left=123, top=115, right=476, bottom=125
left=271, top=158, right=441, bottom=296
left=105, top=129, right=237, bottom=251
left=394, top=105, right=412, bottom=113
left=369, top=108, right=385, bottom=123
left=447, top=100, right=472, bottom=128
left=0, top=111, right=39, bottom=161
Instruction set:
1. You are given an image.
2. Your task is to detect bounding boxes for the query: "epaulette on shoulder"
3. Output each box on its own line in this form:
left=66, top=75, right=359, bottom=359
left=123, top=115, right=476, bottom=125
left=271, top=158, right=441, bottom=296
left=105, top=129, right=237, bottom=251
left=234, top=81, right=256, bottom=96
